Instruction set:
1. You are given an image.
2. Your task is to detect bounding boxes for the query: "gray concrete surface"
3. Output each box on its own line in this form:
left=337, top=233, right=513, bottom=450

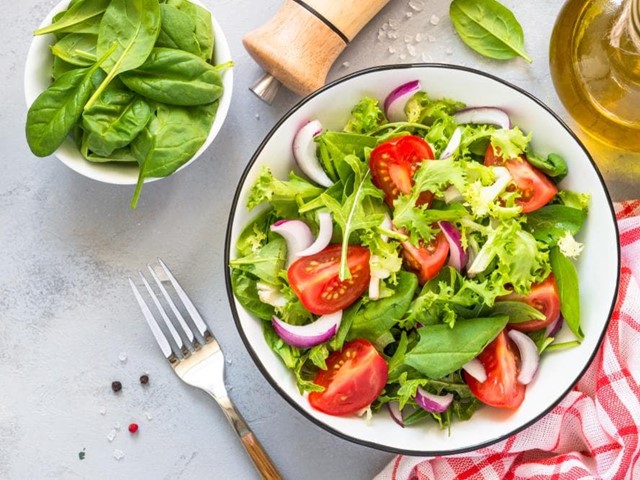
left=1, top=1, right=638, bottom=479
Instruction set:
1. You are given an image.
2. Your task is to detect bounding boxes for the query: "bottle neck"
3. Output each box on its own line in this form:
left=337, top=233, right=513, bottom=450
left=611, top=0, right=640, bottom=52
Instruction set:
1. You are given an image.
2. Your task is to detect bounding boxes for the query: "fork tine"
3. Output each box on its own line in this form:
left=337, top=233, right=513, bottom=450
left=129, top=278, right=174, bottom=361
left=147, top=264, right=199, bottom=349
left=157, top=257, right=213, bottom=341
left=138, top=271, right=190, bottom=358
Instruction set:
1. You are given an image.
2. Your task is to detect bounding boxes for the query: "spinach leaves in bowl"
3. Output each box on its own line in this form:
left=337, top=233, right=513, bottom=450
left=25, top=0, right=232, bottom=208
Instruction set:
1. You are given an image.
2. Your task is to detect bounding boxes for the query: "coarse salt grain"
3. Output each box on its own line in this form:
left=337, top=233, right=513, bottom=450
left=107, top=429, right=117, bottom=442
left=145, top=411, right=153, bottom=421
left=118, top=352, right=127, bottom=363
left=430, top=14, right=440, bottom=25
left=99, top=407, right=106, bottom=416
left=112, top=449, right=125, bottom=461
left=409, top=0, right=425, bottom=11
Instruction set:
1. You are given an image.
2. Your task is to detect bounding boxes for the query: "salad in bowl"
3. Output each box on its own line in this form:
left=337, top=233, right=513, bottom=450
left=225, top=65, right=619, bottom=454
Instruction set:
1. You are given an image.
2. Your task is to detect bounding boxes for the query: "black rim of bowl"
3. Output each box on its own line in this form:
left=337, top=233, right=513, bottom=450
left=224, top=63, right=621, bottom=456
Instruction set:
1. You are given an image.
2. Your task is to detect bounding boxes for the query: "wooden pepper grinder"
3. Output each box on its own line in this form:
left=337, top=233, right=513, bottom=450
left=243, top=0, right=390, bottom=103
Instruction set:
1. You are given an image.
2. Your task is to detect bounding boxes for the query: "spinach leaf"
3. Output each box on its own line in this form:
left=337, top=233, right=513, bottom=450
left=526, top=205, right=586, bottom=246
left=35, top=0, right=110, bottom=36
left=316, top=131, right=378, bottom=183
left=156, top=3, right=201, bottom=56
left=229, top=238, right=286, bottom=285
left=129, top=101, right=217, bottom=207
left=120, top=48, right=224, bottom=106
left=449, top=0, right=531, bottom=63
left=82, top=81, right=152, bottom=156
left=166, top=0, right=214, bottom=61
left=525, top=146, right=568, bottom=180
left=52, top=57, right=81, bottom=80
left=328, top=300, right=361, bottom=352
left=404, top=315, right=508, bottom=379
left=489, top=301, right=546, bottom=324
left=230, top=270, right=275, bottom=320
left=51, top=33, right=97, bottom=66
left=87, top=0, right=162, bottom=109
left=550, top=247, right=583, bottom=340
left=82, top=142, right=136, bottom=163
left=346, top=271, right=418, bottom=347
left=26, top=45, right=113, bottom=157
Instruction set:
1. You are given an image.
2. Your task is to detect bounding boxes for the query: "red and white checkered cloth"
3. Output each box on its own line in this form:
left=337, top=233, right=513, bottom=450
left=376, top=200, right=640, bottom=480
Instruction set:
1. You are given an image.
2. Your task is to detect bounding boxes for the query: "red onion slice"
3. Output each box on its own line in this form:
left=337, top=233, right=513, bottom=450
left=508, top=329, right=540, bottom=385
left=443, top=186, right=464, bottom=204
left=272, top=311, right=342, bottom=349
left=437, top=221, right=467, bottom=271
left=462, top=358, right=487, bottom=383
left=384, top=80, right=421, bottom=122
left=387, top=401, right=405, bottom=427
left=271, top=220, right=314, bottom=265
left=415, top=387, right=454, bottom=414
left=439, top=127, right=462, bottom=159
left=297, top=212, right=333, bottom=257
left=368, top=276, right=380, bottom=300
left=453, top=107, right=511, bottom=129
left=545, top=315, right=564, bottom=338
left=293, top=120, right=333, bottom=188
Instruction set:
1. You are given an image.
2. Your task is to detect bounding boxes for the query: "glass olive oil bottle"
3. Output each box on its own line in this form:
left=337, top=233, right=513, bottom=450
left=550, top=0, right=640, bottom=152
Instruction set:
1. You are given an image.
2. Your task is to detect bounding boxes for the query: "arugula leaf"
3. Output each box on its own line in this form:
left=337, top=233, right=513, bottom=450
left=320, top=155, right=384, bottom=279
left=449, top=0, right=532, bottom=63
left=526, top=205, right=587, bottom=246
left=343, top=97, right=385, bottom=134
left=404, top=315, right=508, bottom=379
left=550, top=247, right=583, bottom=340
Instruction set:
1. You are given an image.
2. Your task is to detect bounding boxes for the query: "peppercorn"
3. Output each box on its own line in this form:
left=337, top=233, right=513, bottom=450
left=128, top=423, right=139, bottom=434
left=139, top=374, right=149, bottom=385
left=111, top=381, right=122, bottom=393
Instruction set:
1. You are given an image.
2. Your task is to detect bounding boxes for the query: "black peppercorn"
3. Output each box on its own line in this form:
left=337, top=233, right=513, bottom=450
left=140, top=374, right=149, bottom=385
left=111, top=381, right=122, bottom=392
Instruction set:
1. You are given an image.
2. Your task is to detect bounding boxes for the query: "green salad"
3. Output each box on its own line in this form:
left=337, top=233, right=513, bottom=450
left=230, top=84, right=590, bottom=428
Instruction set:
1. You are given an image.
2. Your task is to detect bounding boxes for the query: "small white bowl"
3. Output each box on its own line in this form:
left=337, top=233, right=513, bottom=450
left=24, top=0, right=233, bottom=185
left=225, top=65, right=620, bottom=455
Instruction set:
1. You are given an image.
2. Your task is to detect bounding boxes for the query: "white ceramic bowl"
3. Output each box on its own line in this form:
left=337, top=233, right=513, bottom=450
left=24, top=0, right=233, bottom=185
left=225, top=65, right=620, bottom=455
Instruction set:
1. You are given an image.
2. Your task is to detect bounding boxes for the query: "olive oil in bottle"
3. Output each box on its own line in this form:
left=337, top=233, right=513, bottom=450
left=549, top=0, right=640, bottom=152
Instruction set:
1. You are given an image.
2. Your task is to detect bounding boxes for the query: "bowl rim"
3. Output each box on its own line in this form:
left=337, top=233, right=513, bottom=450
left=223, top=63, right=621, bottom=456
left=23, top=0, right=234, bottom=186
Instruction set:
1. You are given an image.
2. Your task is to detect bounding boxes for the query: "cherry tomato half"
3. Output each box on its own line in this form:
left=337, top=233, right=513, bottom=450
left=370, top=135, right=435, bottom=206
left=500, top=275, right=561, bottom=332
left=309, top=339, right=388, bottom=416
left=484, top=145, right=557, bottom=213
left=287, top=244, right=370, bottom=315
left=464, top=330, right=525, bottom=409
left=400, top=231, right=450, bottom=284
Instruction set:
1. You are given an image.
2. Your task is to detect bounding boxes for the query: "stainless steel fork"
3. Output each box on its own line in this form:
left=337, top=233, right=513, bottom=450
left=129, top=258, right=281, bottom=480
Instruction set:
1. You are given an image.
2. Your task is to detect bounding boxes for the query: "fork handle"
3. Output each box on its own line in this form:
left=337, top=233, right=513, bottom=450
left=241, top=431, right=282, bottom=480
left=217, top=397, right=282, bottom=480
